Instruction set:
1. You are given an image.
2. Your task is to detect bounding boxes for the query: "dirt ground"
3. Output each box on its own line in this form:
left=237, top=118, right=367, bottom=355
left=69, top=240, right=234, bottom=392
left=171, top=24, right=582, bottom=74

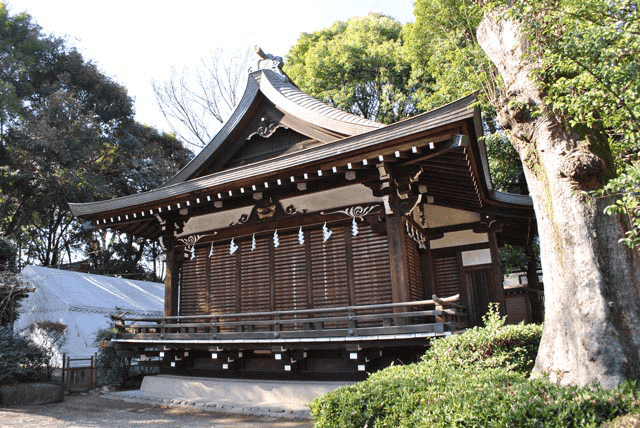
left=0, top=393, right=313, bottom=428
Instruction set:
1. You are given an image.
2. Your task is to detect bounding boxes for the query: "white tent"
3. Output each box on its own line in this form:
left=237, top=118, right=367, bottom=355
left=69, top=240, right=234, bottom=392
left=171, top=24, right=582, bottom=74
left=15, top=265, right=164, bottom=361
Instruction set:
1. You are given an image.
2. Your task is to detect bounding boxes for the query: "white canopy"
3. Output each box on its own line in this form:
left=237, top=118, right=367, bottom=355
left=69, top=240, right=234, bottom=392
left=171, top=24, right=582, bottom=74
left=15, top=265, right=164, bottom=361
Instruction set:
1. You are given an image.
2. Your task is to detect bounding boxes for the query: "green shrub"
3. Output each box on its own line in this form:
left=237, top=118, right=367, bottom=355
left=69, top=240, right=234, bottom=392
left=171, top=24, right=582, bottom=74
left=424, top=302, right=542, bottom=374
left=0, top=327, right=52, bottom=384
left=310, top=307, right=639, bottom=427
left=94, top=328, right=132, bottom=387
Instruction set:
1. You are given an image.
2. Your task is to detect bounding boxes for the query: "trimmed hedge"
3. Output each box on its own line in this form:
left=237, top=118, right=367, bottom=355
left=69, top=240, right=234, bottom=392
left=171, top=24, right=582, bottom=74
left=0, top=327, right=52, bottom=385
left=310, top=306, right=640, bottom=427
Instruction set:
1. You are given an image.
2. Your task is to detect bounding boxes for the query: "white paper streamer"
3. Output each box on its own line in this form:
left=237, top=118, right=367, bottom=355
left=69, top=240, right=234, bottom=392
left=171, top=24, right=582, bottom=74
left=273, top=230, right=280, bottom=248
left=298, top=227, right=305, bottom=245
left=229, top=238, right=238, bottom=255
left=322, top=222, right=333, bottom=242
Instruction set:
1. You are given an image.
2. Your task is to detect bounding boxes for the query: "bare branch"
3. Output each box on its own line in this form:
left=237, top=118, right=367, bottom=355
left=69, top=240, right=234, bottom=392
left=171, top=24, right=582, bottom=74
left=153, top=47, right=252, bottom=149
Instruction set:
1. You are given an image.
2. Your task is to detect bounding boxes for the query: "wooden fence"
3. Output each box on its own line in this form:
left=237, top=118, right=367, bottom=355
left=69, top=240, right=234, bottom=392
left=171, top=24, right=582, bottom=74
left=60, top=354, right=97, bottom=392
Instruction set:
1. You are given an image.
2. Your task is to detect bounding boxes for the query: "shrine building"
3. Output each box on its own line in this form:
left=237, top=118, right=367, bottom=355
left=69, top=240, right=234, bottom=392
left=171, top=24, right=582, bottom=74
left=70, top=54, right=536, bottom=379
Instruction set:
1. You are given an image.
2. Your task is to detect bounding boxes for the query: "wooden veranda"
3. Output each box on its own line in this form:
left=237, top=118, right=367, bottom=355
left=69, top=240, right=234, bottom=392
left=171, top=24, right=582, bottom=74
left=111, top=294, right=467, bottom=377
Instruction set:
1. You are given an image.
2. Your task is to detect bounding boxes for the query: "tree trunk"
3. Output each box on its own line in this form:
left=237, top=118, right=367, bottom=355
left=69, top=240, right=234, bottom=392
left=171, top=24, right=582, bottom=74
left=477, top=12, right=640, bottom=388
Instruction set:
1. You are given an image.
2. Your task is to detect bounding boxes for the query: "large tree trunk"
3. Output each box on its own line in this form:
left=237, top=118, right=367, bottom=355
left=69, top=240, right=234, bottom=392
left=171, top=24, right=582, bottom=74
left=477, top=12, right=640, bottom=388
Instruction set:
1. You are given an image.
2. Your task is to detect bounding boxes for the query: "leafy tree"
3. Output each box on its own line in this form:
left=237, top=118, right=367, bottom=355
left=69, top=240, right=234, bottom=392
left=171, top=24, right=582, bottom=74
left=0, top=4, right=192, bottom=273
left=285, top=13, right=417, bottom=124
left=403, top=0, right=493, bottom=111
left=0, top=238, right=16, bottom=271
left=474, top=0, right=640, bottom=387
left=0, top=326, right=52, bottom=384
left=404, top=0, right=525, bottom=193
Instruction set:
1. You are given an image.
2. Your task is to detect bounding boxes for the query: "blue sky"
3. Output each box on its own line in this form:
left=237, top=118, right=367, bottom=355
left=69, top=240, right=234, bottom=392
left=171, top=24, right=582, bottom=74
left=6, top=0, right=415, bottom=133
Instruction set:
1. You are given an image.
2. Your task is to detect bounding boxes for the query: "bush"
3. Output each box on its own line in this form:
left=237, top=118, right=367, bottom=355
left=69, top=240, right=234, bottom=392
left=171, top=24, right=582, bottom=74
left=424, top=302, right=542, bottom=374
left=0, top=327, right=52, bottom=384
left=310, top=307, right=640, bottom=427
left=94, top=328, right=132, bottom=387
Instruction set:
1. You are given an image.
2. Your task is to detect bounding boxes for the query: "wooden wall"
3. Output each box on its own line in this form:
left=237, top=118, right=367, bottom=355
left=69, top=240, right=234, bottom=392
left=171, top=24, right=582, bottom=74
left=174, top=215, right=504, bottom=328
left=431, top=247, right=502, bottom=326
left=178, top=220, right=394, bottom=318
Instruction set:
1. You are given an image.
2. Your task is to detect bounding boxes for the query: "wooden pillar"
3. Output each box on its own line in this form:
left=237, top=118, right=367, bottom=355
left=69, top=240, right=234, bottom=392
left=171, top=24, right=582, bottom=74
left=421, top=238, right=435, bottom=299
left=488, top=230, right=506, bottom=313
left=164, top=248, right=179, bottom=317
left=385, top=194, right=410, bottom=304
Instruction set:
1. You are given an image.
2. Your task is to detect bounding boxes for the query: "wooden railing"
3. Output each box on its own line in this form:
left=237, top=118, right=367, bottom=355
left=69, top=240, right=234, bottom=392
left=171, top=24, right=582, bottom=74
left=114, top=294, right=467, bottom=342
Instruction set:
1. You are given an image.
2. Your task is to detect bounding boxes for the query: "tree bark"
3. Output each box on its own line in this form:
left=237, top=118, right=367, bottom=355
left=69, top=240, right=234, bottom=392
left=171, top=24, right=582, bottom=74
left=477, top=12, right=640, bottom=388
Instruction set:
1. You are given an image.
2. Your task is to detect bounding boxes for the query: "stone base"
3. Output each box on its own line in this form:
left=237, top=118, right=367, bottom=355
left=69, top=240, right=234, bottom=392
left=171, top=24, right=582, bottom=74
left=134, top=374, right=350, bottom=417
left=0, top=383, right=64, bottom=405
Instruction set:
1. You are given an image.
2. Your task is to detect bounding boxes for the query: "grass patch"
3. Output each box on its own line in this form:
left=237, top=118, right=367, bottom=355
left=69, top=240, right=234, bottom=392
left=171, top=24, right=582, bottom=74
left=310, top=305, right=640, bottom=427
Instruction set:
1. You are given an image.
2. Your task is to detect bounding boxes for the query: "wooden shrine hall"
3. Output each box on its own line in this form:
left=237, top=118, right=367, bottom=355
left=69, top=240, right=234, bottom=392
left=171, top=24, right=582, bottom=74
left=70, top=53, right=536, bottom=379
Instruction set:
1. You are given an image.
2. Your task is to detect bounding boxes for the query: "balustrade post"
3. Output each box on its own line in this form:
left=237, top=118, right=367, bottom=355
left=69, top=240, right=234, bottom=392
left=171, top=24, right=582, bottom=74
left=212, top=316, right=219, bottom=335
left=348, top=308, right=356, bottom=333
left=274, top=313, right=281, bottom=334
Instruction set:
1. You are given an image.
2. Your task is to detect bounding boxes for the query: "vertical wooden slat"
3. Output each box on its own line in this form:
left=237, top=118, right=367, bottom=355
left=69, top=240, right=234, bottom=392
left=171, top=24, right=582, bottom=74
left=352, top=222, right=392, bottom=306
left=404, top=231, right=425, bottom=302
left=239, top=236, right=271, bottom=316
left=235, top=244, right=242, bottom=313
left=205, top=243, right=211, bottom=314
left=179, top=246, right=209, bottom=315
left=433, top=255, right=462, bottom=297
left=209, top=241, right=238, bottom=331
left=310, top=225, right=349, bottom=308
left=352, top=221, right=393, bottom=326
left=344, top=226, right=356, bottom=306
left=269, top=234, right=276, bottom=312
left=274, top=231, right=309, bottom=329
left=305, top=229, right=314, bottom=309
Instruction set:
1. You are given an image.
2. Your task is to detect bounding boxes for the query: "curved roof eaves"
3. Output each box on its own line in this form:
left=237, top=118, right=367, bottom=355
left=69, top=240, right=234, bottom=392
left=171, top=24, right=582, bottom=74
left=264, top=70, right=383, bottom=129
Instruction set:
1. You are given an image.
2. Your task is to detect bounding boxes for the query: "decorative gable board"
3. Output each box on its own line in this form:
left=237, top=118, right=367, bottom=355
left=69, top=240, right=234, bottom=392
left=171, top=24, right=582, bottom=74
left=224, top=127, right=314, bottom=169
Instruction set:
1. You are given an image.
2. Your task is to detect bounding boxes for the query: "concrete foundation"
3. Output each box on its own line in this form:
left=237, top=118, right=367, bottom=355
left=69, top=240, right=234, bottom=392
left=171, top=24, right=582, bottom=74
left=107, top=374, right=352, bottom=418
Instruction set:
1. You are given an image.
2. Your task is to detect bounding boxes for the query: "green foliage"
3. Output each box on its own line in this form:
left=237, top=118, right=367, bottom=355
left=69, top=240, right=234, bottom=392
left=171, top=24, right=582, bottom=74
left=403, top=0, right=493, bottom=110
left=405, top=0, right=526, bottom=193
left=0, top=4, right=192, bottom=271
left=94, top=327, right=132, bottom=387
left=501, top=0, right=640, bottom=250
left=424, top=303, right=542, bottom=373
left=509, top=0, right=639, bottom=166
left=285, top=13, right=416, bottom=124
left=0, top=237, right=16, bottom=271
left=484, top=130, right=527, bottom=193
left=601, top=164, right=640, bottom=250
left=0, top=326, right=52, bottom=384
left=311, top=307, right=640, bottom=427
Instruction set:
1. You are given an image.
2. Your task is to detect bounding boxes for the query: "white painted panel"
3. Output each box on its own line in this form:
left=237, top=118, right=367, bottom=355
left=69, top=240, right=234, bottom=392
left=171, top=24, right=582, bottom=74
left=178, top=206, right=251, bottom=237
left=422, top=204, right=480, bottom=228
left=461, top=248, right=493, bottom=266
left=430, top=230, right=488, bottom=249
left=282, top=184, right=381, bottom=212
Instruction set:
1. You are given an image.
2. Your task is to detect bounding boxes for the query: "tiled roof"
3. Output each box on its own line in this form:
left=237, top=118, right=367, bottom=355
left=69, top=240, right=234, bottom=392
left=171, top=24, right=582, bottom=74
left=263, top=70, right=383, bottom=128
